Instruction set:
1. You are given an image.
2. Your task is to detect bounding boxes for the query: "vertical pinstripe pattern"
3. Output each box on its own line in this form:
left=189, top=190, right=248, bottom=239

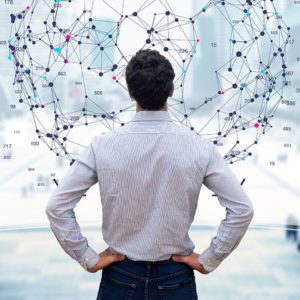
left=45, top=110, right=254, bottom=272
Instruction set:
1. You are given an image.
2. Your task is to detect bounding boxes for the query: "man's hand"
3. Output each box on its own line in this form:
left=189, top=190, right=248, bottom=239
left=171, top=251, right=210, bottom=275
left=87, top=247, right=126, bottom=273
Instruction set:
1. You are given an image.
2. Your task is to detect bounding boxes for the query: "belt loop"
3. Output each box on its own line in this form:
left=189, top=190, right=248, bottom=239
left=145, top=261, right=151, bottom=277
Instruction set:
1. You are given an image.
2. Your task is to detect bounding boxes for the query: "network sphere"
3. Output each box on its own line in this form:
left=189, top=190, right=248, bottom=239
left=8, top=0, right=290, bottom=164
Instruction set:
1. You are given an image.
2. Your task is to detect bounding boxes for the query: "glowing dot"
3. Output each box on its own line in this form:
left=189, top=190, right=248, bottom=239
left=241, top=156, right=246, bottom=160
left=26, top=6, right=30, bottom=10
left=221, top=91, right=224, bottom=95
left=196, top=38, right=200, bottom=42
left=43, top=76, right=47, bottom=80
left=66, top=35, right=71, bottom=40
left=64, top=59, right=69, bottom=64
left=8, top=56, right=12, bottom=60
left=54, top=47, right=61, bottom=53
left=112, top=76, right=116, bottom=80
left=254, top=123, right=259, bottom=128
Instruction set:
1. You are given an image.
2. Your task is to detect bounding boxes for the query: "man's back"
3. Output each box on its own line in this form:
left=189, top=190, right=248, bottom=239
left=92, top=110, right=209, bottom=261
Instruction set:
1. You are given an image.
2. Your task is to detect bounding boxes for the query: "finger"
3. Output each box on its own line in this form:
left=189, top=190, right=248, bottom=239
left=172, top=255, right=188, bottom=263
left=171, top=255, right=181, bottom=261
left=112, top=254, right=126, bottom=262
left=102, top=254, right=124, bottom=266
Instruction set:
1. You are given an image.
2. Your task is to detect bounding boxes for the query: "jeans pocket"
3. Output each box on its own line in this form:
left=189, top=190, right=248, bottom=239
left=157, top=272, right=197, bottom=300
left=96, top=273, right=137, bottom=300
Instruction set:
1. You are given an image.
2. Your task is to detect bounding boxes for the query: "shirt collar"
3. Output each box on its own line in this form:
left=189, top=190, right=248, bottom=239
left=131, top=110, right=172, bottom=122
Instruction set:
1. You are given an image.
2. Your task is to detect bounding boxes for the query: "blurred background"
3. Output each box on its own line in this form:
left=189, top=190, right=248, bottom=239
left=0, top=0, right=299, bottom=299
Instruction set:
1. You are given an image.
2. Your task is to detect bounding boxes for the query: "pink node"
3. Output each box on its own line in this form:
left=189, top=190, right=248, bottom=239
left=112, top=76, right=117, bottom=80
left=254, top=123, right=259, bottom=128
left=66, top=35, right=71, bottom=40
left=221, top=91, right=224, bottom=95
left=64, top=59, right=69, bottom=64
left=196, top=38, right=200, bottom=42
left=26, top=6, right=30, bottom=10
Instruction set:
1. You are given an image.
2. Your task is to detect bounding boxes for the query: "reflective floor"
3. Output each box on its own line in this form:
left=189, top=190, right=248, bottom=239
left=0, top=226, right=299, bottom=300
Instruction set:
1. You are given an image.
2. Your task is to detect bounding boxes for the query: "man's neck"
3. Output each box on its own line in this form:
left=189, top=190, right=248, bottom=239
left=136, top=105, right=168, bottom=112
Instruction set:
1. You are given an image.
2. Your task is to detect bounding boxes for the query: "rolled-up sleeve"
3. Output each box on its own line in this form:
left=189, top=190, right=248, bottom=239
left=198, top=142, right=254, bottom=273
left=45, top=137, right=100, bottom=271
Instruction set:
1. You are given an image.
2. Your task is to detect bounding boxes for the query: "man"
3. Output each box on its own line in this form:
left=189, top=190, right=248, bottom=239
left=45, top=49, right=254, bottom=299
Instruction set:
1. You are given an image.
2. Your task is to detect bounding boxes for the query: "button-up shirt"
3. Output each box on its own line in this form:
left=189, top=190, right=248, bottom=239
left=45, top=110, right=254, bottom=272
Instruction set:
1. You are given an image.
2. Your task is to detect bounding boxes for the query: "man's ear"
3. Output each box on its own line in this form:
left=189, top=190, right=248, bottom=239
left=169, top=82, right=174, bottom=97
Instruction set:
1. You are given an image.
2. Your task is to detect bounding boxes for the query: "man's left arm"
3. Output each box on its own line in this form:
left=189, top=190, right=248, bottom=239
left=45, top=137, right=100, bottom=271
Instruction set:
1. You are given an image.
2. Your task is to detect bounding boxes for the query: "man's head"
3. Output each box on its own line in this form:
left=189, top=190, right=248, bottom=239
left=125, top=49, right=175, bottom=111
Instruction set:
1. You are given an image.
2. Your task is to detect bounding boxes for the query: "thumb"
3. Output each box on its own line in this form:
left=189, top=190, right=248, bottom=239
left=114, top=254, right=126, bottom=262
left=172, top=255, right=184, bottom=262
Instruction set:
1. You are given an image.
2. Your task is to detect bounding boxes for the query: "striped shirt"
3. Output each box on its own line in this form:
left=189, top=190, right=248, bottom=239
left=45, top=110, right=254, bottom=272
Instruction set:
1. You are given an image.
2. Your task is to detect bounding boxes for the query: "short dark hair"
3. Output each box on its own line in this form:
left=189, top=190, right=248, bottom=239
left=125, top=49, right=175, bottom=110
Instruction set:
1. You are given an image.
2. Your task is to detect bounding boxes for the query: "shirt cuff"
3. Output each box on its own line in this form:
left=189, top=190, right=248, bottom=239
left=198, top=247, right=222, bottom=273
left=78, top=246, right=100, bottom=271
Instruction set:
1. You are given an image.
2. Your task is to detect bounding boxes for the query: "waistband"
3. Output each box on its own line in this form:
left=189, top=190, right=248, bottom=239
left=122, top=256, right=177, bottom=265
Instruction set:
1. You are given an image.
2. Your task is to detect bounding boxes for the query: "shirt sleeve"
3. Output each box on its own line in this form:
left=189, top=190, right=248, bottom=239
left=198, top=142, right=254, bottom=273
left=45, top=137, right=100, bottom=271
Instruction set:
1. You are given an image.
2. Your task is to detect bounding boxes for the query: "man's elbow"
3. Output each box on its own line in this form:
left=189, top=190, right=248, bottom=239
left=246, top=202, right=255, bottom=224
left=45, top=197, right=57, bottom=218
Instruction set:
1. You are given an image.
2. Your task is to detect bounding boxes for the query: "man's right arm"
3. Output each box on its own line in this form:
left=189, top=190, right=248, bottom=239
left=198, top=142, right=254, bottom=273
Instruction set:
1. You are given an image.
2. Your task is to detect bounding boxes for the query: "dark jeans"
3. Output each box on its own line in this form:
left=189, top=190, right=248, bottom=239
left=96, top=257, right=198, bottom=300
